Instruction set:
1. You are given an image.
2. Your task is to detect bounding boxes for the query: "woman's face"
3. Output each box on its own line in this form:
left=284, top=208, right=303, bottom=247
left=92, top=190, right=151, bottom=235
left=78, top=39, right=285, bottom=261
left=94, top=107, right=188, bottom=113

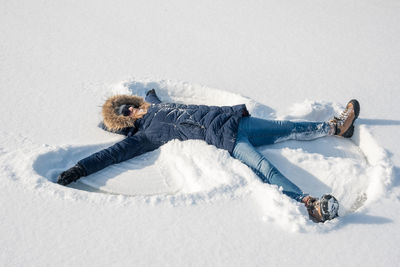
left=118, top=105, right=137, bottom=117
left=118, top=104, right=147, bottom=117
left=127, top=106, right=139, bottom=117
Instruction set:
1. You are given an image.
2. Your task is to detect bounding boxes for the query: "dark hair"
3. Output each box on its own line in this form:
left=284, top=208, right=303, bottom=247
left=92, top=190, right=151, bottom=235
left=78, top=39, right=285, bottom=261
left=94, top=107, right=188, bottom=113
left=117, top=104, right=134, bottom=116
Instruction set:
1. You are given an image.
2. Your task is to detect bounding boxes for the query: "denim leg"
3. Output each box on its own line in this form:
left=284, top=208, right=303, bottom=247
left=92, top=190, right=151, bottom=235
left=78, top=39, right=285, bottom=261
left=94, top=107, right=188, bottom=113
left=238, top=117, right=332, bottom=147
left=232, top=135, right=306, bottom=202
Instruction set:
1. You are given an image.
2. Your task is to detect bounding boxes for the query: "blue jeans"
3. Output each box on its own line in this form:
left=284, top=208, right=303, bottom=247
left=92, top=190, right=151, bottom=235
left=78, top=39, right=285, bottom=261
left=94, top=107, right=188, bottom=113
left=232, top=117, right=332, bottom=202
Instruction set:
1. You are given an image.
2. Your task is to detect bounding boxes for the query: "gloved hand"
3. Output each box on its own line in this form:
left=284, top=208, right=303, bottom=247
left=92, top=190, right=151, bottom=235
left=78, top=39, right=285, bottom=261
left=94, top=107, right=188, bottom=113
left=146, top=89, right=156, bottom=96
left=57, top=164, right=86, bottom=185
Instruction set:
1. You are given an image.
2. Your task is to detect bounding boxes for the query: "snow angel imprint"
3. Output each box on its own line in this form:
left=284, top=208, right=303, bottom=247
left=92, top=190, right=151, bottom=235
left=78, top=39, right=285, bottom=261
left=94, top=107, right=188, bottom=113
left=57, top=89, right=360, bottom=223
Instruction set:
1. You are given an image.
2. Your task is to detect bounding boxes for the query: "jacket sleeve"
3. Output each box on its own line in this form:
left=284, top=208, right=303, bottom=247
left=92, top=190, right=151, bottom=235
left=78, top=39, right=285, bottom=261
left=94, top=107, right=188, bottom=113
left=224, top=104, right=250, bottom=117
left=77, top=132, right=158, bottom=176
left=145, top=89, right=162, bottom=104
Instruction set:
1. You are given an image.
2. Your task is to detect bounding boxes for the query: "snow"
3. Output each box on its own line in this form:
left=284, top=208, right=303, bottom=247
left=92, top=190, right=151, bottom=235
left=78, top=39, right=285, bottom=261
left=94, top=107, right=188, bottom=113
left=1, top=0, right=400, bottom=266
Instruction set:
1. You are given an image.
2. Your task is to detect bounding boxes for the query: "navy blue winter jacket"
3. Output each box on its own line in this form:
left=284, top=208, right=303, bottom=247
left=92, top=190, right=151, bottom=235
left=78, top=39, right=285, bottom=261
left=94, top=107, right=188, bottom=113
left=78, top=91, right=249, bottom=176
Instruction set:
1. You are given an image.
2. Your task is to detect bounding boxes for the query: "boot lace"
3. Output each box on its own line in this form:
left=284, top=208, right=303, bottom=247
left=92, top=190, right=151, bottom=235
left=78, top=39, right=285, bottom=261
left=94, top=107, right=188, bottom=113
left=330, top=105, right=353, bottom=127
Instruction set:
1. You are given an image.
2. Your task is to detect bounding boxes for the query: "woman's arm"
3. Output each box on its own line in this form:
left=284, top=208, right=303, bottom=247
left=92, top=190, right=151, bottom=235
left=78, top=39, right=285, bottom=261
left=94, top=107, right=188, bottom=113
left=57, top=132, right=159, bottom=185
left=78, top=132, right=157, bottom=175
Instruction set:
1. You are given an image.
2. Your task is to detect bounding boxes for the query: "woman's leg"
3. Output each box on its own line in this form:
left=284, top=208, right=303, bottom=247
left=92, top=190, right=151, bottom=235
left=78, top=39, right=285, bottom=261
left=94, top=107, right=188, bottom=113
left=238, top=117, right=333, bottom=147
left=231, top=117, right=332, bottom=201
left=232, top=135, right=306, bottom=202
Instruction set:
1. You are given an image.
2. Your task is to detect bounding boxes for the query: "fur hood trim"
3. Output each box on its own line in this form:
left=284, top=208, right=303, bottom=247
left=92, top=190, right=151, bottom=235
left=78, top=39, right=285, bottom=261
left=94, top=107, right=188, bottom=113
left=102, top=95, right=146, bottom=131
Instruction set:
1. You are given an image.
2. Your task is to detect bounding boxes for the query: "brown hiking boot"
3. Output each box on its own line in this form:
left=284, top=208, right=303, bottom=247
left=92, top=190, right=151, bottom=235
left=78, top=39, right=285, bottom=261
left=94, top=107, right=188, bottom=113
left=329, top=99, right=360, bottom=138
left=302, top=195, right=339, bottom=223
left=302, top=196, right=324, bottom=223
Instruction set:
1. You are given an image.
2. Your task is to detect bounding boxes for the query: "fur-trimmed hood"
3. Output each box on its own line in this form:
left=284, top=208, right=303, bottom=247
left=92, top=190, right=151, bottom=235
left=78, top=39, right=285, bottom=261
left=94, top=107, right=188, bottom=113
left=102, top=95, right=148, bottom=131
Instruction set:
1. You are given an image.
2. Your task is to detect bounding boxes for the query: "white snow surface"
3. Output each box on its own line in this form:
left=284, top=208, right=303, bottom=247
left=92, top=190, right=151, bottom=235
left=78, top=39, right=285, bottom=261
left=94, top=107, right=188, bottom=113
left=1, top=0, right=400, bottom=266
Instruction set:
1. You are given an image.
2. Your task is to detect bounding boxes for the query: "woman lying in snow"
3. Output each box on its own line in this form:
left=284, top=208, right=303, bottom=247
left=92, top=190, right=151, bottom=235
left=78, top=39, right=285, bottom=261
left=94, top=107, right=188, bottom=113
left=57, top=89, right=360, bottom=223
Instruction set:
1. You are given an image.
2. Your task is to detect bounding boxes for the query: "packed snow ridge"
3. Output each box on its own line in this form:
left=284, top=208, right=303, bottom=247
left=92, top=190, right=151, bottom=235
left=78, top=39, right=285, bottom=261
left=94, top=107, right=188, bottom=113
left=5, top=78, right=392, bottom=232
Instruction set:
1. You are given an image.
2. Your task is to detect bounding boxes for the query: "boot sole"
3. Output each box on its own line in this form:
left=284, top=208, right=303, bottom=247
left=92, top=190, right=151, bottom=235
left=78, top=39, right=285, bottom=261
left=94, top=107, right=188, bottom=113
left=342, top=99, right=360, bottom=138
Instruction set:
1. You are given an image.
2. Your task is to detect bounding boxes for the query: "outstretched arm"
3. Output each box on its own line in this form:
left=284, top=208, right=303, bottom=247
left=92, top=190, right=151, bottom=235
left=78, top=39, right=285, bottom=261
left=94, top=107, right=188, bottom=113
left=57, top=132, right=159, bottom=185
